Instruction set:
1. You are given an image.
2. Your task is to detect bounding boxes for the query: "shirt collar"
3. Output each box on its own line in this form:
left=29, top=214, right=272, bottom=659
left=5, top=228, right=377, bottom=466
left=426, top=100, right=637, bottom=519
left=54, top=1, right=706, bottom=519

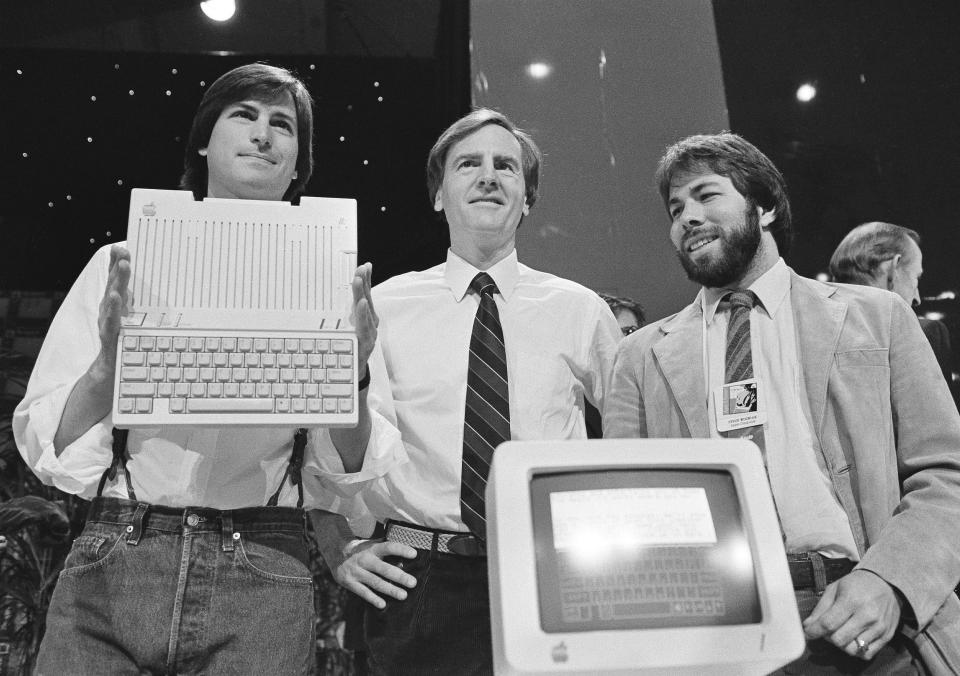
left=701, top=257, right=790, bottom=324
left=444, top=248, right=519, bottom=302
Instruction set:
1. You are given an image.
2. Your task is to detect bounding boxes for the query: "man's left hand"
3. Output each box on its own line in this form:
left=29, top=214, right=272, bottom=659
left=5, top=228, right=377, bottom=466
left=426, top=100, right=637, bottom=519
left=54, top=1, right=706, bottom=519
left=802, top=569, right=903, bottom=661
left=351, top=262, right=378, bottom=373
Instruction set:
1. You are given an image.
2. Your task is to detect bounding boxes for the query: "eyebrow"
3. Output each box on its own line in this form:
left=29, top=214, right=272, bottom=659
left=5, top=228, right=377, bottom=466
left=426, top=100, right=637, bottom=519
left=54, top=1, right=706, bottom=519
left=232, top=101, right=297, bottom=125
left=449, top=151, right=520, bottom=167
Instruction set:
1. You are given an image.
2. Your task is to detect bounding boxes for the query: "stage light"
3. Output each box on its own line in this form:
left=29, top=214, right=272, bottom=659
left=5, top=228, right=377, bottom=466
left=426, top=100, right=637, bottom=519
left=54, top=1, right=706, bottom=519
left=527, top=62, right=551, bottom=79
left=796, top=83, right=816, bottom=102
left=815, top=272, right=830, bottom=282
left=201, top=0, right=236, bottom=22
left=924, top=311, right=945, bottom=321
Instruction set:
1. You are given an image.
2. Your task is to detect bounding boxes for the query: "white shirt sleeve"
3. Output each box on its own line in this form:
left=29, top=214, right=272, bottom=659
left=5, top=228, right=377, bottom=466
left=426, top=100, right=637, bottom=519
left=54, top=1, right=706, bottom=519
left=12, top=245, right=115, bottom=498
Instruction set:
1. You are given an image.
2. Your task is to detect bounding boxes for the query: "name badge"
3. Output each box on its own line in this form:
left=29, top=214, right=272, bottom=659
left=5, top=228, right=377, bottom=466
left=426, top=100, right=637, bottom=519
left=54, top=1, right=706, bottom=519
left=714, top=377, right=766, bottom=432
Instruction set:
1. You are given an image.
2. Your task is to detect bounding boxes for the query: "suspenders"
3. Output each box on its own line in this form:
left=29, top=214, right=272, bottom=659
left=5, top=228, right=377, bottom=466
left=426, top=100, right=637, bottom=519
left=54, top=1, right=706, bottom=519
left=96, top=427, right=308, bottom=508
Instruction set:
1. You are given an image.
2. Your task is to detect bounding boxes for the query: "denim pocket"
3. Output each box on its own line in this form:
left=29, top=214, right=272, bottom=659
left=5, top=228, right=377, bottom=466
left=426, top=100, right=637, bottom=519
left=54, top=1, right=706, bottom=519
left=60, top=523, right=127, bottom=577
left=234, top=531, right=313, bottom=585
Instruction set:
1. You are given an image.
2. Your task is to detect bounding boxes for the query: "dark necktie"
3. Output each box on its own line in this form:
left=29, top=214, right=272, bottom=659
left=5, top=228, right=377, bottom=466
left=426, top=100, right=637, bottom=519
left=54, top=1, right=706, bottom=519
left=461, top=272, right=510, bottom=538
left=721, top=290, right=765, bottom=454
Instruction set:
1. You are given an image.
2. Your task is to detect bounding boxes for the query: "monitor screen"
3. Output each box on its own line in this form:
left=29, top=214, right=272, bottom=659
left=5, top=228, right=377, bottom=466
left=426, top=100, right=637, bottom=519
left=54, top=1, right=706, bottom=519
left=531, top=469, right=760, bottom=632
left=486, top=439, right=804, bottom=676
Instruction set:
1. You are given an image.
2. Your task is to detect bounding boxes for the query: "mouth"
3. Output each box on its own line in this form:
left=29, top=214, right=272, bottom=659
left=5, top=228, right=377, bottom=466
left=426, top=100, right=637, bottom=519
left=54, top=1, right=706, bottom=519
left=684, top=234, right=719, bottom=253
left=239, top=153, right=276, bottom=165
left=469, top=196, right=504, bottom=206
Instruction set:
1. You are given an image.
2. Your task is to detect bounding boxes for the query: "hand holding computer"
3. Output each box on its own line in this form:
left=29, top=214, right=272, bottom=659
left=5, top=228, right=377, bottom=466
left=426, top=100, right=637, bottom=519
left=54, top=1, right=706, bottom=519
left=350, top=261, right=378, bottom=376
left=334, top=539, right=417, bottom=609
left=94, top=244, right=131, bottom=381
left=802, top=569, right=903, bottom=660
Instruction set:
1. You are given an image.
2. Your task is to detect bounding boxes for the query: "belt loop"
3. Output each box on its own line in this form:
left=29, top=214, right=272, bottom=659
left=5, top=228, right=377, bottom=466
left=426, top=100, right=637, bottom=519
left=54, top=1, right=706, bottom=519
left=430, top=532, right=439, bottom=556
left=222, top=513, right=235, bottom=552
left=809, top=552, right=828, bottom=594
left=126, top=502, right=149, bottom=545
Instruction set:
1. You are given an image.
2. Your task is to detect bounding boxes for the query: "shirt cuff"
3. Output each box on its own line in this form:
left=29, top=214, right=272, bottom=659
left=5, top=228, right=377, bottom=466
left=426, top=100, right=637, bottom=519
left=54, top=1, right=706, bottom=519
left=305, top=406, right=407, bottom=495
left=21, top=383, right=114, bottom=498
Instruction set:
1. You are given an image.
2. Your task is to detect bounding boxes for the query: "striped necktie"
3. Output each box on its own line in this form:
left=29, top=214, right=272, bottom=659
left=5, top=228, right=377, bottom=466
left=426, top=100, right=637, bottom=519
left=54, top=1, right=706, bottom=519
left=721, top=290, right=765, bottom=454
left=461, top=272, right=510, bottom=539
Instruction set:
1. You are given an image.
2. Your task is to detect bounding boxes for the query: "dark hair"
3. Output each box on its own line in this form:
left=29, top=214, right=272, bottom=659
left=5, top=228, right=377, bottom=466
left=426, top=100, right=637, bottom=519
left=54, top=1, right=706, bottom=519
left=829, top=221, right=921, bottom=284
left=179, top=63, right=314, bottom=201
left=598, top=293, right=647, bottom=327
left=425, top=108, right=542, bottom=209
left=655, top=132, right=793, bottom=255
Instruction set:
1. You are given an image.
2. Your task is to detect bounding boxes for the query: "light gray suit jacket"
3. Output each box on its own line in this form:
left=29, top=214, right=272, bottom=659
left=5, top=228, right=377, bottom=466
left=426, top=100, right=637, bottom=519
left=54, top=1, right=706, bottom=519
left=604, top=270, right=960, bottom=672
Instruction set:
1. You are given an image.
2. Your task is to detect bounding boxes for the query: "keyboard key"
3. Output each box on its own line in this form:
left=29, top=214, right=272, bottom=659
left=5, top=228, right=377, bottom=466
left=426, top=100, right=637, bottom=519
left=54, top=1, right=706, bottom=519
left=305, top=384, right=319, bottom=397
left=340, top=355, right=354, bottom=368
left=224, top=383, right=240, bottom=398
left=191, top=383, right=206, bottom=397
left=339, top=398, right=353, bottom=413
left=167, top=367, right=182, bottom=382
left=187, top=399, right=275, bottom=413
left=156, top=337, right=172, bottom=351
left=229, top=353, right=244, bottom=367
left=276, top=398, right=291, bottom=412
left=181, top=352, right=196, bottom=367
left=172, top=337, right=188, bottom=351
left=308, top=354, right=324, bottom=367
left=216, top=368, right=232, bottom=382
left=278, top=354, right=292, bottom=367
left=269, top=339, right=284, bottom=353
left=122, top=352, right=146, bottom=366
left=197, top=353, right=212, bottom=366
left=285, top=339, right=299, bottom=352
left=123, top=336, right=139, bottom=351
left=264, top=368, right=279, bottom=382
left=140, top=337, right=156, bottom=351
left=316, top=339, right=330, bottom=352
left=170, top=398, right=186, bottom=413
left=136, top=398, right=152, bottom=413
left=296, top=368, right=311, bottom=382
left=184, top=368, right=199, bottom=382
left=200, top=368, right=215, bottom=382
left=254, top=338, right=268, bottom=352
left=292, top=399, right=306, bottom=413
left=222, top=338, right=237, bottom=352
left=311, top=368, right=326, bottom=382
left=208, top=383, right=223, bottom=397
left=301, top=339, right=315, bottom=353
left=262, top=354, right=276, bottom=367
left=205, top=337, right=220, bottom=351
left=332, top=340, right=352, bottom=353
left=281, top=368, right=295, bottom=382
left=327, top=369, right=353, bottom=383
left=256, top=383, right=271, bottom=397
left=323, top=354, right=338, bottom=368
left=214, top=353, right=228, bottom=367
left=232, top=368, right=247, bottom=382
left=240, top=383, right=256, bottom=397
left=148, top=353, right=163, bottom=366
left=189, top=337, right=204, bottom=351
left=150, top=367, right=166, bottom=381
left=321, top=384, right=352, bottom=397
left=158, top=383, right=173, bottom=397
left=308, top=398, right=321, bottom=412
left=120, top=383, right=155, bottom=397
left=272, top=384, right=288, bottom=397
left=119, top=398, right=135, bottom=413
left=245, top=354, right=260, bottom=367
left=288, top=383, right=303, bottom=397
left=121, top=367, right=148, bottom=381
left=248, top=368, right=263, bottom=382
left=293, top=354, right=307, bottom=368
left=164, top=353, right=179, bottom=366
left=323, top=399, right=337, bottom=413
left=238, top=338, right=252, bottom=352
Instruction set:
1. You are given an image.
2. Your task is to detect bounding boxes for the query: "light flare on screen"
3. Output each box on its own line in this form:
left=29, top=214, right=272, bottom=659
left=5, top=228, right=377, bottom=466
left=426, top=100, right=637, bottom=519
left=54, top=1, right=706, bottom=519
left=550, top=487, right=718, bottom=565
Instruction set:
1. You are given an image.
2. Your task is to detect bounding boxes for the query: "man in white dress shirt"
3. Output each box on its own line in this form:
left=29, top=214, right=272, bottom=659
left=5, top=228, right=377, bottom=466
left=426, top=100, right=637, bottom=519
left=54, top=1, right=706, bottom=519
left=324, top=109, right=621, bottom=675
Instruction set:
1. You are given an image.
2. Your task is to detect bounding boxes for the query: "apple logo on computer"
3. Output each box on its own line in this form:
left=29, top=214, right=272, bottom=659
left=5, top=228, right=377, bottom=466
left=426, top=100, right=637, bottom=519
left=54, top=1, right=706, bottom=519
left=551, top=642, right=568, bottom=664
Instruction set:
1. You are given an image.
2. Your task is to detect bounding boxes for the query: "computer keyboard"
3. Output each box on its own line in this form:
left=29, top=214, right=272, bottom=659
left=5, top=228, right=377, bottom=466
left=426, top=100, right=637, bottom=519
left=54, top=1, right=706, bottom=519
left=113, top=328, right=358, bottom=427
left=557, top=546, right=726, bottom=622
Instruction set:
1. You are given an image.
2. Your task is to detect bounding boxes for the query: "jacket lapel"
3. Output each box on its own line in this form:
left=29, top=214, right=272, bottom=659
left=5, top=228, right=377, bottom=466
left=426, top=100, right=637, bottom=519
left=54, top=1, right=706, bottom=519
left=652, top=303, right=711, bottom=437
left=791, top=272, right=846, bottom=437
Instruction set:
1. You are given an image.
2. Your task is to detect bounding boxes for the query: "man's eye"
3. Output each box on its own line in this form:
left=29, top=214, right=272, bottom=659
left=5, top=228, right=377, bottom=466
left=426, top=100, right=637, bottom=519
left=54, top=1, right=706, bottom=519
left=272, top=119, right=294, bottom=133
left=497, top=162, right=518, bottom=172
left=231, top=109, right=255, bottom=120
left=458, top=160, right=477, bottom=169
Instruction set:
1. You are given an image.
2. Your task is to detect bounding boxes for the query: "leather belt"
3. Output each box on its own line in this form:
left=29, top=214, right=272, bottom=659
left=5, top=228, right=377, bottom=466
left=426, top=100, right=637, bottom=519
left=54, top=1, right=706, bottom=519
left=787, top=553, right=855, bottom=590
left=385, top=521, right=486, bottom=557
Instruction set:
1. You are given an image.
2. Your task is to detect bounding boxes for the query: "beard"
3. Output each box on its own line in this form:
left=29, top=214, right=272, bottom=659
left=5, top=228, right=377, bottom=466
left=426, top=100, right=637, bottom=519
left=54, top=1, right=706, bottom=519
left=676, top=205, right=761, bottom=288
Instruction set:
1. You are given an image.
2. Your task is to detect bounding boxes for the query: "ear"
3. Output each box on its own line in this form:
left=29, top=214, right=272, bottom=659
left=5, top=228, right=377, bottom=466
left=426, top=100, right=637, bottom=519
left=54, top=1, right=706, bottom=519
left=877, top=256, right=898, bottom=290
left=293, top=171, right=298, bottom=180
left=522, top=200, right=530, bottom=217
left=198, top=148, right=208, bottom=157
left=433, top=191, right=443, bottom=213
left=757, top=206, right=775, bottom=228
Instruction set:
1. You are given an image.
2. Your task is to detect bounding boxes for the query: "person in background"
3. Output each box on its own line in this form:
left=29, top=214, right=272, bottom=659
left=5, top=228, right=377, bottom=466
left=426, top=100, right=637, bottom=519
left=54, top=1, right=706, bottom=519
left=14, top=62, right=400, bottom=675
left=829, top=221, right=954, bottom=391
left=585, top=292, right=647, bottom=437
left=605, top=132, right=960, bottom=672
left=321, top=108, right=621, bottom=675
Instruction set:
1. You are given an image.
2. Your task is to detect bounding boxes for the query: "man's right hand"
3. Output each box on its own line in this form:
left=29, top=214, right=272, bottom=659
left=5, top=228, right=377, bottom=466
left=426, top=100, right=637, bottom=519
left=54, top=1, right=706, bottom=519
left=334, top=539, right=418, bottom=609
left=92, top=245, right=131, bottom=383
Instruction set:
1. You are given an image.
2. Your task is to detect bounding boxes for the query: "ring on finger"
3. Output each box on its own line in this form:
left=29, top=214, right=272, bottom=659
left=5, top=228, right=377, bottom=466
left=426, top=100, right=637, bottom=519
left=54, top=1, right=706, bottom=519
left=855, top=637, right=869, bottom=656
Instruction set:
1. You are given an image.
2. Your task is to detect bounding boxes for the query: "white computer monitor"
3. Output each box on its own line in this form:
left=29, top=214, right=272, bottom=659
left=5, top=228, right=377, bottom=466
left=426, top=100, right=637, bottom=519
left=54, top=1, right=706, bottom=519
left=486, top=438, right=804, bottom=676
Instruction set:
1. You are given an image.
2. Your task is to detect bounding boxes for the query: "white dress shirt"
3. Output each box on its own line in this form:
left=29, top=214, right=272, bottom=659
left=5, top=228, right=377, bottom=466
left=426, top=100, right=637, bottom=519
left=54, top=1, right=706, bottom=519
left=700, top=258, right=859, bottom=559
left=13, top=244, right=404, bottom=509
left=332, top=249, right=621, bottom=532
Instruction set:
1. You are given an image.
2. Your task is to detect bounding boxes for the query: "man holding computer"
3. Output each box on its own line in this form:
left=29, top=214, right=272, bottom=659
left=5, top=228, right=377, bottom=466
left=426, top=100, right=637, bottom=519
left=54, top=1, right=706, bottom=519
left=604, top=133, right=960, bottom=671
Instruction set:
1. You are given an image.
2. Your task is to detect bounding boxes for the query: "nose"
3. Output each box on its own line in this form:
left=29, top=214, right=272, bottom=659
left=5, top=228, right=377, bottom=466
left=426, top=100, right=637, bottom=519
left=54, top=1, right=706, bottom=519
left=678, top=200, right=704, bottom=230
left=250, top=120, right=271, bottom=148
left=477, top=158, right=498, bottom=190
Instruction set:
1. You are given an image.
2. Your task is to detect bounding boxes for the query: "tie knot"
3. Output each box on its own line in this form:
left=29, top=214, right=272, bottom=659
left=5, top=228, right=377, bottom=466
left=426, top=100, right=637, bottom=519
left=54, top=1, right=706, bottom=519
left=470, top=272, right=498, bottom=297
left=725, top=289, right=757, bottom=310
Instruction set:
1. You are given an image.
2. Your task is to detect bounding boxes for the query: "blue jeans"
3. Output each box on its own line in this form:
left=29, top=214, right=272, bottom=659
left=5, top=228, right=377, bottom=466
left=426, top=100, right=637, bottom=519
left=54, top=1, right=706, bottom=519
left=37, top=497, right=316, bottom=675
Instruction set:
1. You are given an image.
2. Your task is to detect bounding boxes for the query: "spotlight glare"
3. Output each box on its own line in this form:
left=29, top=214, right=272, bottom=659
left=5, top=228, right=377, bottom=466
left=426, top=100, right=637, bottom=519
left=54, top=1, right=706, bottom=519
left=201, top=0, right=236, bottom=22
left=527, top=62, right=551, bottom=79
left=796, top=83, right=816, bottom=103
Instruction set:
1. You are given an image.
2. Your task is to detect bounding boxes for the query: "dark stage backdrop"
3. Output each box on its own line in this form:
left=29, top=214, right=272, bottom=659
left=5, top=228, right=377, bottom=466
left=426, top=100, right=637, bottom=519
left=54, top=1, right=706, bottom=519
left=0, top=49, right=467, bottom=291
